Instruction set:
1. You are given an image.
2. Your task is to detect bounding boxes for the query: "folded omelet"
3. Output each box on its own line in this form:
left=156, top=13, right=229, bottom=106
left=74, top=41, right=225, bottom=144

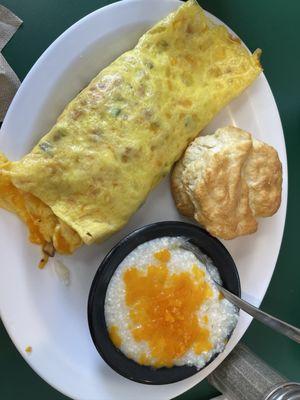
left=0, top=0, right=262, bottom=256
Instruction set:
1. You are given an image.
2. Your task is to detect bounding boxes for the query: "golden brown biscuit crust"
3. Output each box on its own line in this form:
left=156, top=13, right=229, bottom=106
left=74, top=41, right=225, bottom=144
left=171, top=126, right=282, bottom=239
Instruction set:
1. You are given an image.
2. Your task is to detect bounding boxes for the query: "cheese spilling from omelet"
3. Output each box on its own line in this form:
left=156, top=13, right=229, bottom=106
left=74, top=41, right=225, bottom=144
left=0, top=0, right=262, bottom=254
left=0, top=154, right=82, bottom=255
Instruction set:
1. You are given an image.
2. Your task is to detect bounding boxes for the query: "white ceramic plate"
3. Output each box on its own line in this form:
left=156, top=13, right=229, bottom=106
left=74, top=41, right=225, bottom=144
left=0, top=1, right=287, bottom=399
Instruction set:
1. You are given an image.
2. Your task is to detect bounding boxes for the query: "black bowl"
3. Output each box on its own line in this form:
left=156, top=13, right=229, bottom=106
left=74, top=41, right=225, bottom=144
left=88, top=221, right=241, bottom=384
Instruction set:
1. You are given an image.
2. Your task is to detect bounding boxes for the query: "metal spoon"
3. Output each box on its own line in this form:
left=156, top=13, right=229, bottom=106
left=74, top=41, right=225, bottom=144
left=180, top=242, right=300, bottom=344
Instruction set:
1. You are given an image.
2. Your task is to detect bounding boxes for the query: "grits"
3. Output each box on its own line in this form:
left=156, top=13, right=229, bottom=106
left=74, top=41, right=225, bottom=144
left=105, top=237, right=238, bottom=369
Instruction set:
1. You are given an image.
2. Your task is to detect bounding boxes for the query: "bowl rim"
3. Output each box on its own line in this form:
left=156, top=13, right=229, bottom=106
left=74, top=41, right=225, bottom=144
left=87, top=221, right=241, bottom=385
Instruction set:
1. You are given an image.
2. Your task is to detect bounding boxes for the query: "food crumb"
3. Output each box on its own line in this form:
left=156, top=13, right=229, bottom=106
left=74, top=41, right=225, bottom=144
left=38, top=254, right=49, bottom=269
left=25, top=346, right=32, bottom=354
left=53, top=259, right=71, bottom=286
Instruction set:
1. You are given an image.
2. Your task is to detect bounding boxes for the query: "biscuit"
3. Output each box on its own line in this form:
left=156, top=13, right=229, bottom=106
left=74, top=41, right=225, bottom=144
left=171, top=126, right=282, bottom=239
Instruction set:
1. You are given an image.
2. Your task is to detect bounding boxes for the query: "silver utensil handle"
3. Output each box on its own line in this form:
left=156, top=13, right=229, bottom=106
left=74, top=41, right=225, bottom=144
left=218, top=284, right=300, bottom=344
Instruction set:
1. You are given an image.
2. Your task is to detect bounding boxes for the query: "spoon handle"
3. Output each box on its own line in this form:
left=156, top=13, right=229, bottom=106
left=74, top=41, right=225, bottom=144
left=216, top=283, right=300, bottom=344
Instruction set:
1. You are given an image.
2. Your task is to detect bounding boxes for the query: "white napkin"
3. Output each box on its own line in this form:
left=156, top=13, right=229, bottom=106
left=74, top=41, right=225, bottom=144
left=0, top=5, right=22, bottom=122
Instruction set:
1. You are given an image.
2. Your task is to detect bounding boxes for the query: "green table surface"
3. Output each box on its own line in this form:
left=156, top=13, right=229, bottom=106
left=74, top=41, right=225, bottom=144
left=0, top=0, right=299, bottom=399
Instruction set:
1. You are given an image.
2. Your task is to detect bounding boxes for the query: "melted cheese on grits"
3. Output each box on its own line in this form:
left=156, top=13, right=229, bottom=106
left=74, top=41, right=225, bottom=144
left=0, top=0, right=261, bottom=254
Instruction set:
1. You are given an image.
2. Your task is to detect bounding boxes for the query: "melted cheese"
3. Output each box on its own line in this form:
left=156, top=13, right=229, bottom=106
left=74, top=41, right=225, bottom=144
left=0, top=154, right=81, bottom=254
left=122, top=250, right=213, bottom=367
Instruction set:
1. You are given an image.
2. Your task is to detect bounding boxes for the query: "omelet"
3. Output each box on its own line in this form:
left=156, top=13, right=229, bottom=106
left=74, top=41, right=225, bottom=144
left=0, top=0, right=262, bottom=256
